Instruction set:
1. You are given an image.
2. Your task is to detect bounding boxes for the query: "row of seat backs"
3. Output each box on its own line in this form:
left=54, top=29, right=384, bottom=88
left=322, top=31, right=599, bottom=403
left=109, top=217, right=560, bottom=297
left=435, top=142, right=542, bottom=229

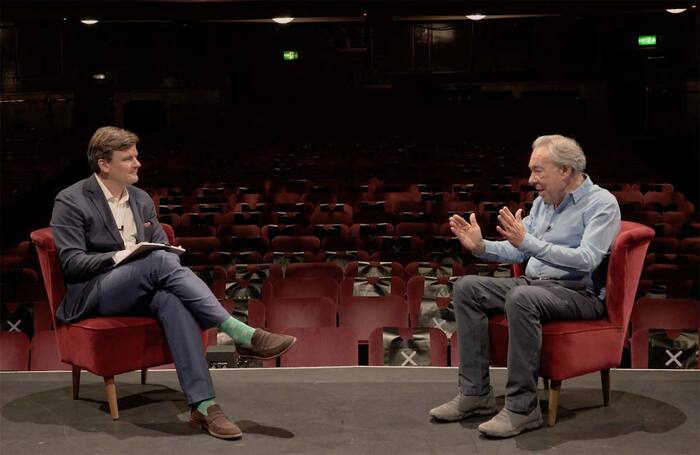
left=0, top=330, right=69, bottom=371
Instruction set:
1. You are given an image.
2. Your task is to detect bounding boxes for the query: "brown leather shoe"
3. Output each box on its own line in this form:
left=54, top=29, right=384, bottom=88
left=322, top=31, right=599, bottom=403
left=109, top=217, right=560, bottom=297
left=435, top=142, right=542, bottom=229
left=190, top=404, right=242, bottom=440
left=236, top=328, right=297, bottom=360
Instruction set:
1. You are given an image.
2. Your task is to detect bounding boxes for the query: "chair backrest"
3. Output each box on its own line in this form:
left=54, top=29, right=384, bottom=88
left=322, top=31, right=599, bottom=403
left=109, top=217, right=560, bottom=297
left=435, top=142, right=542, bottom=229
left=30, top=228, right=64, bottom=323
left=604, top=221, right=655, bottom=338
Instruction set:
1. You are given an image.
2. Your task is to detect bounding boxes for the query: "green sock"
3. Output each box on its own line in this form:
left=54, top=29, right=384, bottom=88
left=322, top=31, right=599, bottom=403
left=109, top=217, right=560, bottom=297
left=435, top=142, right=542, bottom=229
left=218, top=316, right=255, bottom=348
left=195, top=398, right=216, bottom=416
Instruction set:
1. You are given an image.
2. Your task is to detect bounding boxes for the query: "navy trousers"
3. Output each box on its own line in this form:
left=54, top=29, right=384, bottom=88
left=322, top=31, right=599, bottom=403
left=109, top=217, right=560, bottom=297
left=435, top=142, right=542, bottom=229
left=453, top=275, right=605, bottom=413
left=88, top=250, right=231, bottom=405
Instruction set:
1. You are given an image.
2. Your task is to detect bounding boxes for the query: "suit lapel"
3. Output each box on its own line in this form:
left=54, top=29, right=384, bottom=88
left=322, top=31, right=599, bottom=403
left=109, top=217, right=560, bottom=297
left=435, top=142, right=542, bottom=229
left=85, top=175, right=125, bottom=247
left=129, top=187, right=146, bottom=242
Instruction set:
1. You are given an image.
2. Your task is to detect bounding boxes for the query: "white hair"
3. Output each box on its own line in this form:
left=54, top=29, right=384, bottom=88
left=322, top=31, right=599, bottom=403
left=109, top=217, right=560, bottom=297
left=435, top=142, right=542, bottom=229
left=532, top=134, right=586, bottom=173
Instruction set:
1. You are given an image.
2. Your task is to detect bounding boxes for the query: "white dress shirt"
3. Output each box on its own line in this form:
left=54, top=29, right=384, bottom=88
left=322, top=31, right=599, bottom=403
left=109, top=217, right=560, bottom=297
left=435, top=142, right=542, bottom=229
left=95, top=174, right=138, bottom=263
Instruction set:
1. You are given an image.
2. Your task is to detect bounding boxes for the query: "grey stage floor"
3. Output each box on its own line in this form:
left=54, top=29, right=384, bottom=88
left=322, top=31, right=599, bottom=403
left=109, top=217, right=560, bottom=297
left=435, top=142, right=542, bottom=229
left=0, top=367, right=698, bottom=455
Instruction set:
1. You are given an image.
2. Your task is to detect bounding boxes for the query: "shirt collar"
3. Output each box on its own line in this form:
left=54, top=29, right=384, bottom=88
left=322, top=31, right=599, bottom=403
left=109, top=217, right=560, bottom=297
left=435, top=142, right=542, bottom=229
left=569, top=173, right=592, bottom=204
left=95, top=173, right=129, bottom=204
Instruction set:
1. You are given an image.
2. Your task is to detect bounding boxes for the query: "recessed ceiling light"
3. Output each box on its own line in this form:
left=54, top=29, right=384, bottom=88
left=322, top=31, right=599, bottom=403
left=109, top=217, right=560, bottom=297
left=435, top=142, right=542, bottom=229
left=666, top=8, right=687, bottom=14
left=92, top=73, right=106, bottom=80
left=272, top=17, right=294, bottom=24
left=80, top=19, right=99, bottom=25
left=466, top=14, right=487, bottom=21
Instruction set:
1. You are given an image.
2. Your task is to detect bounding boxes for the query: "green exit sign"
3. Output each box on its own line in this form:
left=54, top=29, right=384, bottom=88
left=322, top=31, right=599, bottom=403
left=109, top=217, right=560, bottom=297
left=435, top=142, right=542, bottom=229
left=283, top=50, right=299, bottom=60
left=638, top=35, right=657, bottom=47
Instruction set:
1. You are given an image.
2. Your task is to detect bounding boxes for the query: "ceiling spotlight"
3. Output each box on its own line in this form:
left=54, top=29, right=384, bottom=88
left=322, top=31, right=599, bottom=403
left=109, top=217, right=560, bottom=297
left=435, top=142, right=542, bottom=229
left=272, top=17, right=294, bottom=24
left=92, top=73, right=106, bottom=80
left=666, top=8, right=686, bottom=14
left=80, top=19, right=99, bottom=25
left=466, top=14, right=487, bottom=21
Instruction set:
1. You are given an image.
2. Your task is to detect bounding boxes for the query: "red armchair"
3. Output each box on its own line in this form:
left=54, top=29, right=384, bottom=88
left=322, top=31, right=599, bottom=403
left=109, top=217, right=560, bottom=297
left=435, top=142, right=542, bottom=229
left=488, top=221, right=654, bottom=425
left=30, top=225, right=205, bottom=420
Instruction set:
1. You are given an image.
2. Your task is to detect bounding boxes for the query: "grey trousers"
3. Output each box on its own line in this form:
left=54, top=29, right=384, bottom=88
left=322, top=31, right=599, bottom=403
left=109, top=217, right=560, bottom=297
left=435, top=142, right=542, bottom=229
left=453, top=275, right=605, bottom=413
left=89, top=250, right=231, bottom=405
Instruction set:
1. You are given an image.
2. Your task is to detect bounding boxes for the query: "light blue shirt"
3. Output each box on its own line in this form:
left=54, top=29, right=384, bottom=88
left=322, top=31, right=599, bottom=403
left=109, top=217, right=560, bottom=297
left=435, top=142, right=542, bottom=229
left=476, top=174, right=621, bottom=299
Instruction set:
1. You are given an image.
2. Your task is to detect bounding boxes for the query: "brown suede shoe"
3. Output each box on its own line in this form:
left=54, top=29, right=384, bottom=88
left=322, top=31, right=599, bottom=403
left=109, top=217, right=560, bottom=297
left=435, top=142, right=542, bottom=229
left=190, top=404, right=242, bottom=440
left=236, top=328, right=297, bottom=360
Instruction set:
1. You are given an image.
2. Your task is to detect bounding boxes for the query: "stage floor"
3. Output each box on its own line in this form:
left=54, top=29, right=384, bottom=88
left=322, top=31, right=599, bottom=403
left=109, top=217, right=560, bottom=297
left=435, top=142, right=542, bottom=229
left=1, top=367, right=698, bottom=454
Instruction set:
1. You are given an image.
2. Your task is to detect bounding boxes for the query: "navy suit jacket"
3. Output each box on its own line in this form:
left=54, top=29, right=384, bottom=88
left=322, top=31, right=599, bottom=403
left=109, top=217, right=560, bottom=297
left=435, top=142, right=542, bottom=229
left=50, top=174, right=168, bottom=323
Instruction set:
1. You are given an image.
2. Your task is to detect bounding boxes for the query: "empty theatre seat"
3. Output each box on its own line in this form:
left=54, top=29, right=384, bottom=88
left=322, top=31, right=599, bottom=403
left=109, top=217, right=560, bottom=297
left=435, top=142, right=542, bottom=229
left=339, top=276, right=408, bottom=342
left=405, top=261, right=464, bottom=279
left=270, top=235, right=321, bottom=253
left=0, top=331, right=30, bottom=371
left=263, top=251, right=316, bottom=265
left=261, top=224, right=307, bottom=241
left=309, top=203, right=353, bottom=225
left=30, top=329, right=71, bottom=370
left=344, top=260, right=404, bottom=279
left=368, top=327, right=448, bottom=366
left=216, top=224, right=268, bottom=254
left=285, top=262, right=344, bottom=283
left=279, top=327, right=358, bottom=367
left=264, top=297, right=337, bottom=332
left=681, top=238, right=700, bottom=256
left=174, top=236, right=221, bottom=265
left=621, top=210, right=661, bottom=228
left=338, top=295, right=408, bottom=343
left=316, top=250, right=371, bottom=267
left=395, top=222, right=439, bottom=238
left=630, top=298, right=700, bottom=369
left=264, top=276, right=339, bottom=303
left=369, top=236, right=424, bottom=265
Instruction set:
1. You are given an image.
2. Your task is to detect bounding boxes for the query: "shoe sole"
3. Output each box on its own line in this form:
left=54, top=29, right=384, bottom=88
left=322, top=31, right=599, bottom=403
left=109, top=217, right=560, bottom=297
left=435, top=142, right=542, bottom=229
left=478, top=417, right=544, bottom=438
left=190, top=419, right=243, bottom=440
left=430, top=406, right=498, bottom=422
left=237, top=336, right=297, bottom=360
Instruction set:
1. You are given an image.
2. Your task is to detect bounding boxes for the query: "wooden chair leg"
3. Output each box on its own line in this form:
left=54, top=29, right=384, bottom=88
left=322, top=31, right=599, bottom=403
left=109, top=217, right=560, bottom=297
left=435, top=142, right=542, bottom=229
left=104, top=376, right=119, bottom=420
left=141, top=368, right=148, bottom=385
left=72, top=366, right=81, bottom=399
left=548, top=380, right=562, bottom=427
left=601, top=369, right=610, bottom=406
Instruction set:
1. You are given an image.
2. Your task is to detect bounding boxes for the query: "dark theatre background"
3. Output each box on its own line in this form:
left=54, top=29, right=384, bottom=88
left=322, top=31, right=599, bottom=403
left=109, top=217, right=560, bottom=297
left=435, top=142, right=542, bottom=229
left=1, top=2, right=698, bottom=372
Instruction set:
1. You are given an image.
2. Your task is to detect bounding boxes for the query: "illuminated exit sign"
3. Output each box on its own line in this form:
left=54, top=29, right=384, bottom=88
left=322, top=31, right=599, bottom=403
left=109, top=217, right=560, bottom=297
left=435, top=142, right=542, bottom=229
left=283, top=50, right=299, bottom=60
left=637, top=35, right=657, bottom=47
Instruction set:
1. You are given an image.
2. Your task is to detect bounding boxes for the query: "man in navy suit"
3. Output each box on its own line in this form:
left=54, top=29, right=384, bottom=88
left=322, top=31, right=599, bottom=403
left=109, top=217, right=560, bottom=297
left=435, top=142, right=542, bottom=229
left=51, top=126, right=296, bottom=440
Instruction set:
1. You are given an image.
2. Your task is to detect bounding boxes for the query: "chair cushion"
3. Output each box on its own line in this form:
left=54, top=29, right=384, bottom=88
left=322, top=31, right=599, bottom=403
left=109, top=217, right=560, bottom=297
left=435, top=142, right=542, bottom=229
left=56, top=317, right=172, bottom=377
left=489, top=315, right=624, bottom=380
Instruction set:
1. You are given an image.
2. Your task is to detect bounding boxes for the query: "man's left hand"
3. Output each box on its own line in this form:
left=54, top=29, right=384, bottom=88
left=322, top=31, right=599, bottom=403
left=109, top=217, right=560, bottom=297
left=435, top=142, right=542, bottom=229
left=496, top=207, right=526, bottom=247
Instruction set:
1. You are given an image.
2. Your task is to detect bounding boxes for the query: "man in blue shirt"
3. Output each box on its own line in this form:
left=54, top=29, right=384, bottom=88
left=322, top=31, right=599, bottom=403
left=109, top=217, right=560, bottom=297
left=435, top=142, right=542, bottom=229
left=429, top=135, right=621, bottom=437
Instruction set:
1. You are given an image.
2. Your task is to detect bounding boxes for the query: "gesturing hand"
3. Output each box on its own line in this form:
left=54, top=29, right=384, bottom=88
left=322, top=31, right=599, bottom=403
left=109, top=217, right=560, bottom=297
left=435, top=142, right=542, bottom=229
left=449, top=213, right=485, bottom=254
left=496, top=207, right=526, bottom=247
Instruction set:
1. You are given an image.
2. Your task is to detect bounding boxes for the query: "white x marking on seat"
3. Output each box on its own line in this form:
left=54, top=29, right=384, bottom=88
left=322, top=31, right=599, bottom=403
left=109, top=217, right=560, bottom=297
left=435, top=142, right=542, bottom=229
left=665, top=349, right=683, bottom=368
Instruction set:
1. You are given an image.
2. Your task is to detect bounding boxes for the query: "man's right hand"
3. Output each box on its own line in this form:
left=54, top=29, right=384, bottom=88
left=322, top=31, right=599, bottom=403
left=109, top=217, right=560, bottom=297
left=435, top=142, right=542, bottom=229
left=449, top=213, right=486, bottom=255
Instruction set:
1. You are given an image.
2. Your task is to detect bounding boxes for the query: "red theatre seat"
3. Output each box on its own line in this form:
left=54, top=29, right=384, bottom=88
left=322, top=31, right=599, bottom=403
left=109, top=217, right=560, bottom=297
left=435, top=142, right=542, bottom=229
left=368, top=327, right=448, bottom=366
left=0, top=331, right=30, bottom=371
left=279, top=327, right=358, bottom=367
left=30, top=225, right=207, bottom=420
left=486, top=221, right=654, bottom=426
left=630, top=298, right=700, bottom=369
